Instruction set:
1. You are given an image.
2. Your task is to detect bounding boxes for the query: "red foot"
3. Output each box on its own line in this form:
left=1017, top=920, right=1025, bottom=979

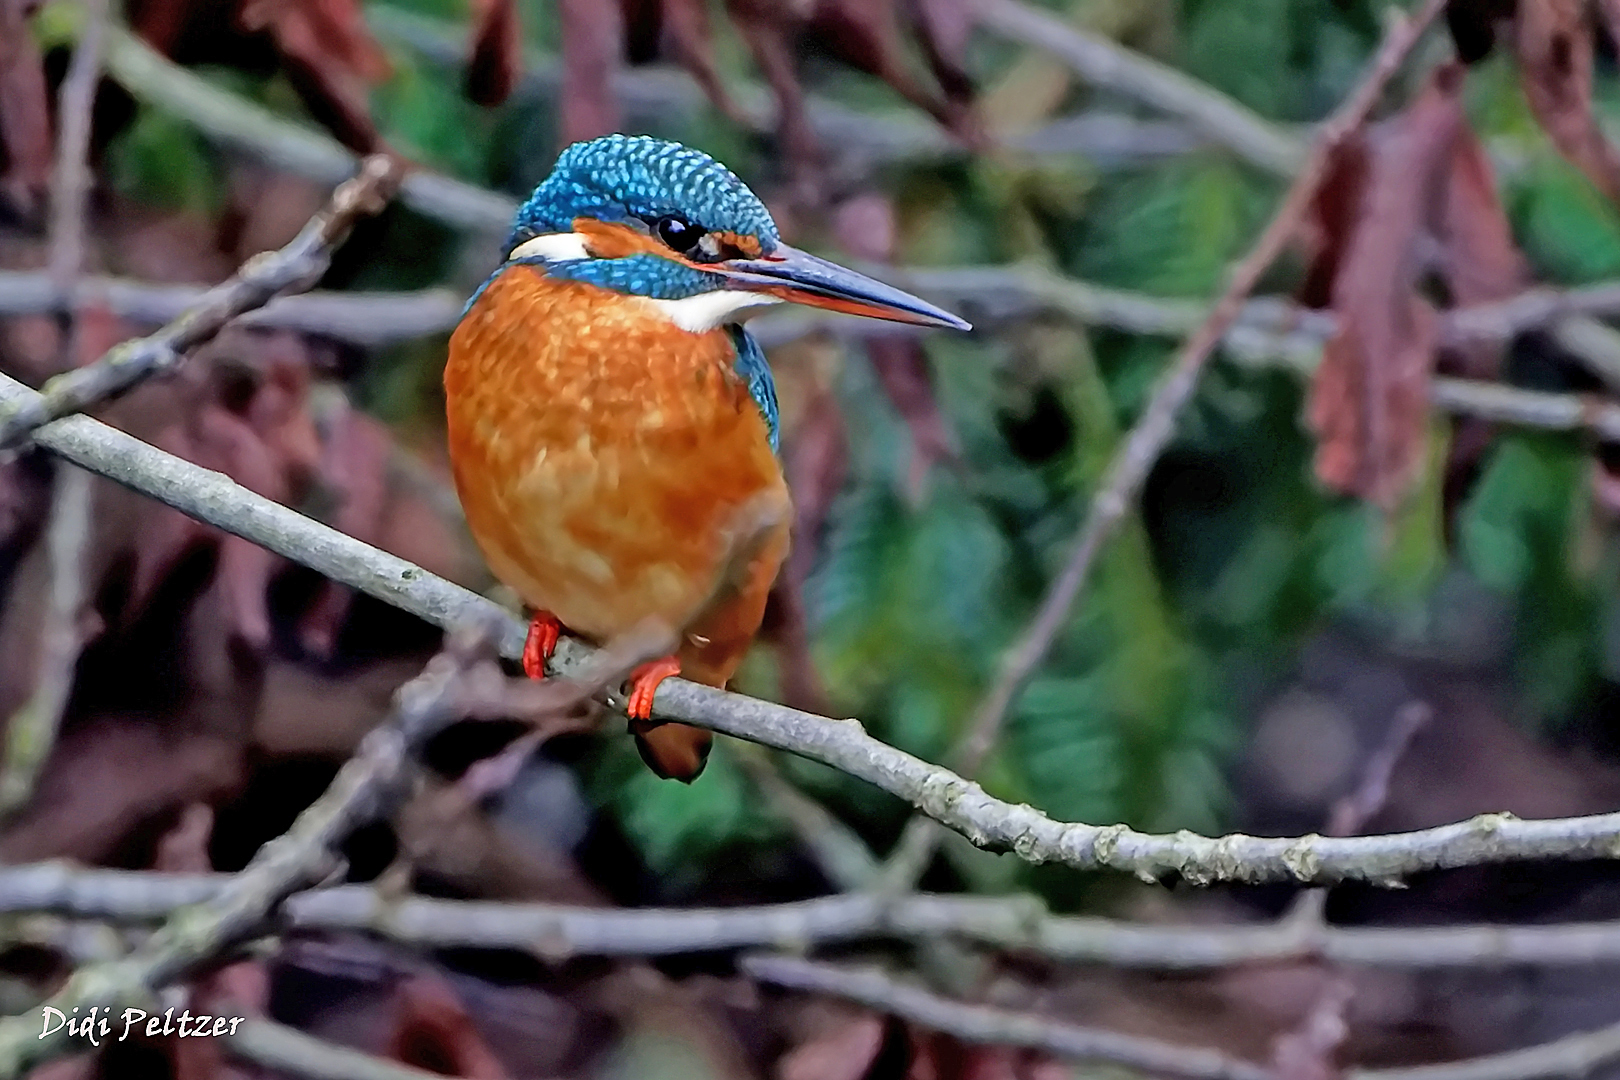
left=522, top=612, right=563, bottom=680
left=626, top=657, right=681, bottom=720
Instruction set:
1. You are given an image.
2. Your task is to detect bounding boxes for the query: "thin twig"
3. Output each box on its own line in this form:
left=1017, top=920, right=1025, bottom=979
left=744, top=954, right=1276, bottom=1080
left=0, top=0, right=109, bottom=817
left=1283, top=701, right=1432, bottom=925
left=368, top=4, right=1208, bottom=172
left=892, top=0, right=1450, bottom=885
left=0, top=633, right=499, bottom=1075
left=0, top=155, right=403, bottom=449
left=0, top=466, right=92, bottom=815
left=732, top=743, right=882, bottom=890
left=969, top=0, right=1306, bottom=176
left=45, top=0, right=105, bottom=294
left=13, top=368, right=1620, bottom=885
left=0, top=273, right=464, bottom=346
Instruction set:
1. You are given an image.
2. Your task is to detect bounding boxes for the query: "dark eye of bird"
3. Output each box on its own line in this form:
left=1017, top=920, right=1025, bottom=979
left=654, top=215, right=705, bottom=255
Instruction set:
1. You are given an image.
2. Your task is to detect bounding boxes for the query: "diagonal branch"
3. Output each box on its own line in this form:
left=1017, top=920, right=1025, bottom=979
left=13, top=367, right=1620, bottom=886
left=888, top=0, right=1451, bottom=885
left=0, top=635, right=487, bottom=1074
left=0, top=154, right=403, bottom=449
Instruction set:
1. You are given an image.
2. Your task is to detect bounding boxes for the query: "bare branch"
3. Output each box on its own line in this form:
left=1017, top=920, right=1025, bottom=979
left=0, top=273, right=464, bottom=346
left=0, top=155, right=403, bottom=449
left=99, top=25, right=512, bottom=234
left=25, top=867, right=1620, bottom=970
left=0, top=633, right=496, bottom=1074
left=743, top=953, right=1275, bottom=1080
left=746, top=957, right=1620, bottom=1080
left=14, top=365, right=1620, bottom=885
left=1, top=0, right=110, bottom=817
left=45, top=0, right=105, bottom=294
left=937, top=0, right=1448, bottom=835
left=969, top=0, right=1306, bottom=176
left=732, top=742, right=882, bottom=890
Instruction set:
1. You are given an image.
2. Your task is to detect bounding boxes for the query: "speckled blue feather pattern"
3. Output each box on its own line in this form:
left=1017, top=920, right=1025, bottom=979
left=507, top=134, right=780, bottom=255
left=465, top=135, right=783, bottom=453
left=728, top=325, right=779, bottom=454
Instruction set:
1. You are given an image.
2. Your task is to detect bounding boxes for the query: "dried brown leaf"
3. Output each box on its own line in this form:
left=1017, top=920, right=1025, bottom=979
left=0, top=0, right=51, bottom=215
left=1438, top=122, right=1527, bottom=381
left=1514, top=0, right=1620, bottom=203
left=559, top=0, right=623, bottom=144
left=1307, top=66, right=1466, bottom=508
left=779, top=1012, right=887, bottom=1080
left=466, top=0, right=522, bottom=106
left=238, top=0, right=389, bottom=152
left=386, top=975, right=510, bottom=1079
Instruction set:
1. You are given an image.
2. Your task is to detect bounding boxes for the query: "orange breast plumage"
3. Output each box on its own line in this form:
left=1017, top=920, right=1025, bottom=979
left=443, top=263, right=791, bottom=688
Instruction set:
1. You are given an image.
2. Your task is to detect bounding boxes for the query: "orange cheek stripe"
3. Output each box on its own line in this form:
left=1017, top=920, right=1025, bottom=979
left=572, top=217, right=668, bottom=258
left=713, top=231, right=762, bottom=258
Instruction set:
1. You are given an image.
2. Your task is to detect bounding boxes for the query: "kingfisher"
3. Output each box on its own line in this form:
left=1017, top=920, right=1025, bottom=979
left=444, top=135, right=969, bottom=782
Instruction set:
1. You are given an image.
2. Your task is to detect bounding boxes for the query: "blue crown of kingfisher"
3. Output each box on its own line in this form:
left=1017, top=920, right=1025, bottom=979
left=492, top=134, right=971, bottom=329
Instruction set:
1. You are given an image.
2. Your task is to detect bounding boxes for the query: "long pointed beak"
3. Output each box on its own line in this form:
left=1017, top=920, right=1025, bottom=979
left=714, top=243, right=971, bottom=331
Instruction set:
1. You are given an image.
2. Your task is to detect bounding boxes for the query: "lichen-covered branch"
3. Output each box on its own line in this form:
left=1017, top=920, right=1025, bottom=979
left=22, top=866, right=1620, bottom=969
left=11, top=367, right=1620, bottom=887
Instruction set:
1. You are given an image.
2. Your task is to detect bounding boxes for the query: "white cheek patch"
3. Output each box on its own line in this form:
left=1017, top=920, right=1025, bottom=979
left=644, top=291, right=783, bottom=333
left=508, top=232, right=591, bottom=262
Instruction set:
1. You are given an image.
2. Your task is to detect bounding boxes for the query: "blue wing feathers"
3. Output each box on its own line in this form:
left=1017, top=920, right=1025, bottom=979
left=729, top=326, right=779, bottom=455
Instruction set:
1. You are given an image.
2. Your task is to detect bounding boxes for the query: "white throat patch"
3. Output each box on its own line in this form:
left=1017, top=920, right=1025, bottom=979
left=643, top=291, right=783, bottom=333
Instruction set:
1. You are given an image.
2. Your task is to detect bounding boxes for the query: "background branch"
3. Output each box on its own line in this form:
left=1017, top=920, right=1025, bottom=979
left=0, top=154, right=403, bottom=448
left=970, top=0, right=1306, bottom=176
left=743, top=953, right=1276, bottom=1080
left=887, top=0, right=1449, bottom=887
left=0, top=635, right=501, bottom=1074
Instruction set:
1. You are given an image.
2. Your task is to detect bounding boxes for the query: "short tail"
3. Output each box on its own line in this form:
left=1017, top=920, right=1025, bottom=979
left=630, top=720, right=712, bottom=782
